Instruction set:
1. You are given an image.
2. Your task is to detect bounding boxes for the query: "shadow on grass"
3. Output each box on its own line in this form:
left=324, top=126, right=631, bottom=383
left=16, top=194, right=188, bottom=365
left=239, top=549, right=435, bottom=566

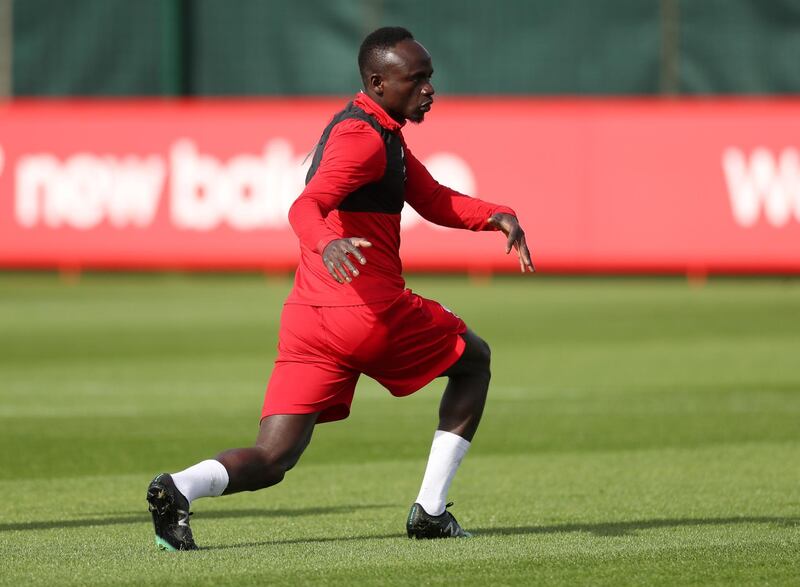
left=473, top=516, right=800, bottom=538
left=0, top=504, right=393, bottom=533
left=203, top=515, right=800, bottom=550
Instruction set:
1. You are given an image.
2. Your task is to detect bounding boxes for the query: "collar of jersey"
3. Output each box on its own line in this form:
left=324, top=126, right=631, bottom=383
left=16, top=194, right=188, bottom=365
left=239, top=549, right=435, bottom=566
left=353, top=92, right=405, bottom=132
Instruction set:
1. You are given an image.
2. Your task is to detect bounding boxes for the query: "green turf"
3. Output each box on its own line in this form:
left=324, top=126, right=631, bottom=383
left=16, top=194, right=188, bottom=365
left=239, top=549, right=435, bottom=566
left=0, top=273, right=798, bottom=586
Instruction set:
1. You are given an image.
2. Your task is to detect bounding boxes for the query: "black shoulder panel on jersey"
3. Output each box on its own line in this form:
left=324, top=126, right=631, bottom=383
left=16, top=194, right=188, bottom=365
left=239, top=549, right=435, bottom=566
left=305, top=102, right=406, bottom=214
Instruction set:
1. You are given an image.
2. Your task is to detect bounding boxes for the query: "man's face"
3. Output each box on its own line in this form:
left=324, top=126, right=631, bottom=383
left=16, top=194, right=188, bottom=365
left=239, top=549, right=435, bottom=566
left=371, top=39, right=435, bottom=124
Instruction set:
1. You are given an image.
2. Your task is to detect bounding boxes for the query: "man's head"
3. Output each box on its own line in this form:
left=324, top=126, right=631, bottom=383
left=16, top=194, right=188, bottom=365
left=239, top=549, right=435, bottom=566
left=358, top=27, right=435, bottom=124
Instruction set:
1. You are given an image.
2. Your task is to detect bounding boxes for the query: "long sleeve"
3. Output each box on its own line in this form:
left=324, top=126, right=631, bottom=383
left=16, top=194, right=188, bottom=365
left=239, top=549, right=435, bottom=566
left=288, top=119, right=386, bottom=253
left=403, top=146, right=516, bottom=230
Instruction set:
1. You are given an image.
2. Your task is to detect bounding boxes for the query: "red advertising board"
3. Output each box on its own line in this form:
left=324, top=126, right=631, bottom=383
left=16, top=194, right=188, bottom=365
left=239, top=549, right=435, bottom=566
left=1, top=98, right=799, bottom=272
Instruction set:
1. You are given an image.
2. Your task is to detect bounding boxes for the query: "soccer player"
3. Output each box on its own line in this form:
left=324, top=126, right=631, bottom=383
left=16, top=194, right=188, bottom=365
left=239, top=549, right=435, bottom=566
left=147, top=26, right=534, bottom=551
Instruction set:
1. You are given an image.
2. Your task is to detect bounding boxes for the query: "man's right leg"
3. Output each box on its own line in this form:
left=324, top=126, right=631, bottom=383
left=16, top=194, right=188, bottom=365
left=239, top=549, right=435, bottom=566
left=147, top=412, right=319, bottom=550
left=408, top=328, right=491, bottom=538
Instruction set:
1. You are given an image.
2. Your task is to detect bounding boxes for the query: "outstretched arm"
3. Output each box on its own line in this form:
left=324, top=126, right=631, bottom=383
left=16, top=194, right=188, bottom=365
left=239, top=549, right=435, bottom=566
left=403, top=148, right=513, bottom=230
left=404, top=147, right=534, bottom=272
left=487, top=213, right=535, bottom=273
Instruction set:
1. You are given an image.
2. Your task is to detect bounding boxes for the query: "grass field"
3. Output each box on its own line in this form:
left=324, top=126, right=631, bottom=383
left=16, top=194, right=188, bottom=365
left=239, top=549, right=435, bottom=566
left=0, top=272, right=798, bottom=586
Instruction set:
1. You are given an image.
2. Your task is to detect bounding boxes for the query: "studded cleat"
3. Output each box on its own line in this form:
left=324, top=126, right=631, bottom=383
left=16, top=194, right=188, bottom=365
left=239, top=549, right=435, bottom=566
left=146, top=473, right=197, bottom=551
left=406, top=502, right=472, bottom=538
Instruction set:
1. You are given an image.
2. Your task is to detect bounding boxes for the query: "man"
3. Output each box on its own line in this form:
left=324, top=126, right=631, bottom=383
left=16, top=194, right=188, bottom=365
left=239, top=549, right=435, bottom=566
left=147, top=26, right=534, bottom=551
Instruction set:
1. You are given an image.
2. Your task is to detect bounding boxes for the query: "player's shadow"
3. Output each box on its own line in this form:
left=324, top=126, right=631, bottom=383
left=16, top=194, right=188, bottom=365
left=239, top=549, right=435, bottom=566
left=470, top=516, right=799, bottom=538
left=203, top=515, right=799, bottom=550
left=6, top=509, right=796, bottom=544
left=0, top=504, right=393, bottom=533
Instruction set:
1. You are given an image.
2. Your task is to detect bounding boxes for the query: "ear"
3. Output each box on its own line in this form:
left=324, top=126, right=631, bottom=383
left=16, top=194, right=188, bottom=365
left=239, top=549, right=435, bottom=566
left=368, top=73, right=384, bottom=96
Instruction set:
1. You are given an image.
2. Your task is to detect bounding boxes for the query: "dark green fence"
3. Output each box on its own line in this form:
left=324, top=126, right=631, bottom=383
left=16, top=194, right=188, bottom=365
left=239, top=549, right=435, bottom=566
left=11, top=0, right=800, bottom=96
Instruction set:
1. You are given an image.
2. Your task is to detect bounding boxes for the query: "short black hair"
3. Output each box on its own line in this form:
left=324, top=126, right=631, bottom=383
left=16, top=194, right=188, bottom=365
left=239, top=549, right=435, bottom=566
left=358, top=26, right=414, bottom=85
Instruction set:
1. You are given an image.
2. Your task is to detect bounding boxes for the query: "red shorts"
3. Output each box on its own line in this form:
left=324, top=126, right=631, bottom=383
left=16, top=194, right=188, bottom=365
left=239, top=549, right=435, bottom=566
left=261, top=289, right=467, bottom=423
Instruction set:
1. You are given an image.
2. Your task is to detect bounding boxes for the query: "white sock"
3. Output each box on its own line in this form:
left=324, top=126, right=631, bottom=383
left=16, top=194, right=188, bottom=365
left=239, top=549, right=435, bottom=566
left=171, top=459, right=230, bottom=504
left=415, top=430, right=471, bottom=516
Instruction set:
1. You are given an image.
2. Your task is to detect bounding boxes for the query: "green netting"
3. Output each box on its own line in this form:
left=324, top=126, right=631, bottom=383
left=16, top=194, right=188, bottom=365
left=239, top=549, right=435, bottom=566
left=380, top=0, right=660, bottom=95
left=189, top=0, right=364, bottom=95
left=11, top=0, right=800, bottom=96
left=189, top=0, right=660, bottom=95
left=679, top=0, right=800, bottom=94
left=13, top=0, right=166, bottom=96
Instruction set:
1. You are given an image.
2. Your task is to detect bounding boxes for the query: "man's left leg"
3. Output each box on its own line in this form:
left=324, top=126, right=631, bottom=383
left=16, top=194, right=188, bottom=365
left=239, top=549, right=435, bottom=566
left=407, top=328, right=490, bottom=538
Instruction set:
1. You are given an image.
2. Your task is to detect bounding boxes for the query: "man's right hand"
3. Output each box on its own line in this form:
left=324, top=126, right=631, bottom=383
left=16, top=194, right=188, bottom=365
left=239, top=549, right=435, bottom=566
left=321, top=237, right=372, bottom=283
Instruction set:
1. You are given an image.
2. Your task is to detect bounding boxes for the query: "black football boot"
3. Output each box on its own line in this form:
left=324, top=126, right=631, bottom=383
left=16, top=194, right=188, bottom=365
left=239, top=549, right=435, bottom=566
left=407, top=502, right=472, bottom=538
left=146, top=473, right=198, bottom=551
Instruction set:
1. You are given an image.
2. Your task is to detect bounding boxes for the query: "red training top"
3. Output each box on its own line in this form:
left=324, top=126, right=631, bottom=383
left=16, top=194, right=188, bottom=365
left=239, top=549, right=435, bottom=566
left=287, top=92, right=516, bottom=306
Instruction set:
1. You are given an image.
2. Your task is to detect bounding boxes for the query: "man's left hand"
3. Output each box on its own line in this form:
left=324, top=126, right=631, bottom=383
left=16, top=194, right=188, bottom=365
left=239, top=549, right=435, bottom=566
left=487, top=213, right=535, bottom=273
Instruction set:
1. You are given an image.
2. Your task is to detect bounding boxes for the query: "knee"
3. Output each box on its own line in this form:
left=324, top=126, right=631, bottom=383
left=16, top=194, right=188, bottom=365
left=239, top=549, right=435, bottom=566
left=260, top=445, right=302, bottom=469
left=476, top=337, right=491, bottom=369
left=461, top=338, right=491, bottom=389
left=443, top=330, right=492, bottom=381
left=470, top=335, right=491, bottom=379
left=262, top=467, right=286, bottom=488
left=250, top=447, right=297, bottom=487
